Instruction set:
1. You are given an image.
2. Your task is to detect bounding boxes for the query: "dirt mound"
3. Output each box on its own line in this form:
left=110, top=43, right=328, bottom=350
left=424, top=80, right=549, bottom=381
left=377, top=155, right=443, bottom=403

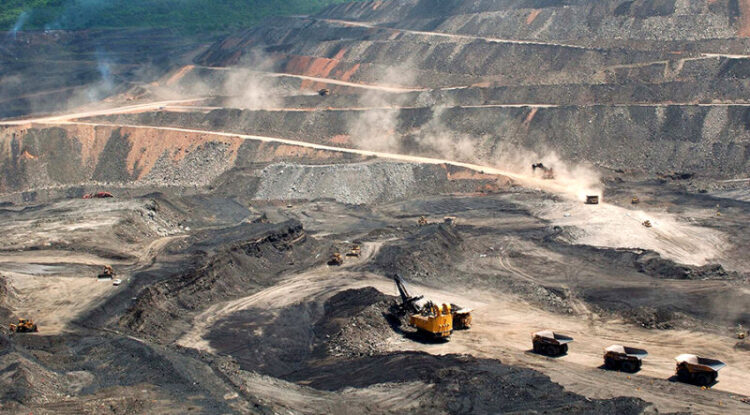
left=313, top=287, right=396, bottom=358
left=204, top=287, right=398, bottom=378
left=0, top=125, right=244, bottom=197
left=634, top=251, right=740, bottom=280
left=254, top=161, right=452, bottom=204
left=0, top=352, right=66, bottom=406
left=0, top=275, right=17, bottom=321
left=373, top=223, right=464, bottom=283
left=120, top=220, right=325, bottom=343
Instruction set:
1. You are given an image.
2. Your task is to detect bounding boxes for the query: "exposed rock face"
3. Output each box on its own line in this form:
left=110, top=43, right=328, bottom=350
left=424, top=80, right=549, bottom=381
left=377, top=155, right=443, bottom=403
left=140, top=0, right=750, bottom=179
left=120, top=220, right=324, bottom=343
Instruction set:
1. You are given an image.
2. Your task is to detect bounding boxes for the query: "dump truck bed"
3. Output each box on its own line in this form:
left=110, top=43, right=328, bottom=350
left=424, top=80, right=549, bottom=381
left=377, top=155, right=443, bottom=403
left=676, top=354, right=726, bottom=372
left=534, top=330, right=573, bottom=345
left=605, top=345, right=648, bottom=360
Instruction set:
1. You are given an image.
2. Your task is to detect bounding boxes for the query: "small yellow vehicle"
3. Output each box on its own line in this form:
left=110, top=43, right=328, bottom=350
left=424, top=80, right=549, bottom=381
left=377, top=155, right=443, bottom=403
left=9, top=318, right=38, bottom=333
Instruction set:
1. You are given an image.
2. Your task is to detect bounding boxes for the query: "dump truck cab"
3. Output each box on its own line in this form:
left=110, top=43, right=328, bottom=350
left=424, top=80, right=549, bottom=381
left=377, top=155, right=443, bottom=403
left=532, top=330, right=573, bottom=356
left=675, top=354, right=725, bottom=386
left=604, top=345, right=647, bottom=372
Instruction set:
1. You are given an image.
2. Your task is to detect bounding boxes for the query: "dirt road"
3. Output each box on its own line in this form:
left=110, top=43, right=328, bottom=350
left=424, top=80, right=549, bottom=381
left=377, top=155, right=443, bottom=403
left=312, top=17, right=589, bottom=50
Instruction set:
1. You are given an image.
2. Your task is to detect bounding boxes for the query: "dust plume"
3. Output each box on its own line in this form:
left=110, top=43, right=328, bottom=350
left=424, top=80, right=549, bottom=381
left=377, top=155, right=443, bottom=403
left=413, top=105, right=479, bottom=162
left=349, top=63, right=416, bottom=152
left=9, top=11, right=29, bottom=40
left=145, top=51, right=282, bottom=110
left=489, top=143, right=603, bottom=201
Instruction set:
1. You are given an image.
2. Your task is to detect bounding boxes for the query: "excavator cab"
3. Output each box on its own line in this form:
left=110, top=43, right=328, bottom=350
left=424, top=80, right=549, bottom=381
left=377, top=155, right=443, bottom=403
left=392, top=275, right=459, bottom=340
left=409, top=302, right=453, bottom=340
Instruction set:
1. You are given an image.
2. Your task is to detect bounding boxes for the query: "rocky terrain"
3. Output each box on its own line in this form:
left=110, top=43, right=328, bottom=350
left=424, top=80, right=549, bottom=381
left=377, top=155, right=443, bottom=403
left=0, top=0, right=749, bottom=414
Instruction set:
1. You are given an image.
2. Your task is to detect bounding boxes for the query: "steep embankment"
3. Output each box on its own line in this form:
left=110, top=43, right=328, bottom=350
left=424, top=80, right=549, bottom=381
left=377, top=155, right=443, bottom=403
left=97, top=104, right=750, bottom=178
left=119, top=220, right=325, bottom=343
left=169, top=0, right=750, bottom=178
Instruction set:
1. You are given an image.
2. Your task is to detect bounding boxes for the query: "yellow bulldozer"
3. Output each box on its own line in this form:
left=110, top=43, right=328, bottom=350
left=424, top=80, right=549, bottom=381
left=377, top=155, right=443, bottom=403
left=327, top=252, right=343, bottom=266
left=9, top=318, right=38, bottom=333
left=346, top=244, right=361, bottom=257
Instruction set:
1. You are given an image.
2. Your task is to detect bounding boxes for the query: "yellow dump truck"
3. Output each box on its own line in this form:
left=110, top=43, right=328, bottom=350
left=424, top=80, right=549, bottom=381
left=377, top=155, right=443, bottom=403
left=532, top=330, right=573, bottom=356
left=603, top=345, right=647, bottom=372
left=674, top=354, right=725, bottom=386
left=451, top=304, right=472, bottom=330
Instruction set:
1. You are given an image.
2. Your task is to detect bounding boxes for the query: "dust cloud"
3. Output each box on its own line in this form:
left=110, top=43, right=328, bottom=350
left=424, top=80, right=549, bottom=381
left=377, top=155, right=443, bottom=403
left=345, top=64, right=602, bottom=201
left=349, top=64, right=416, bottom=152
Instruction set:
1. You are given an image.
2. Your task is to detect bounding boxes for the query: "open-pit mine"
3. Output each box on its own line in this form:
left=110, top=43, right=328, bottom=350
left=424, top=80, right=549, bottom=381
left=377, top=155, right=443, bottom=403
left=1, top=0, right=749, bottom=414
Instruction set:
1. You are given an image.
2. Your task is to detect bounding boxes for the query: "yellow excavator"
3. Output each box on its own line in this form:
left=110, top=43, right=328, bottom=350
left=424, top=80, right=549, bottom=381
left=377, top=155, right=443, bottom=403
left=392, top=275, right=472, bottom=340
left=409, top=303, right=453, bottom=340
left=9, top=318, right=38, bottom=333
